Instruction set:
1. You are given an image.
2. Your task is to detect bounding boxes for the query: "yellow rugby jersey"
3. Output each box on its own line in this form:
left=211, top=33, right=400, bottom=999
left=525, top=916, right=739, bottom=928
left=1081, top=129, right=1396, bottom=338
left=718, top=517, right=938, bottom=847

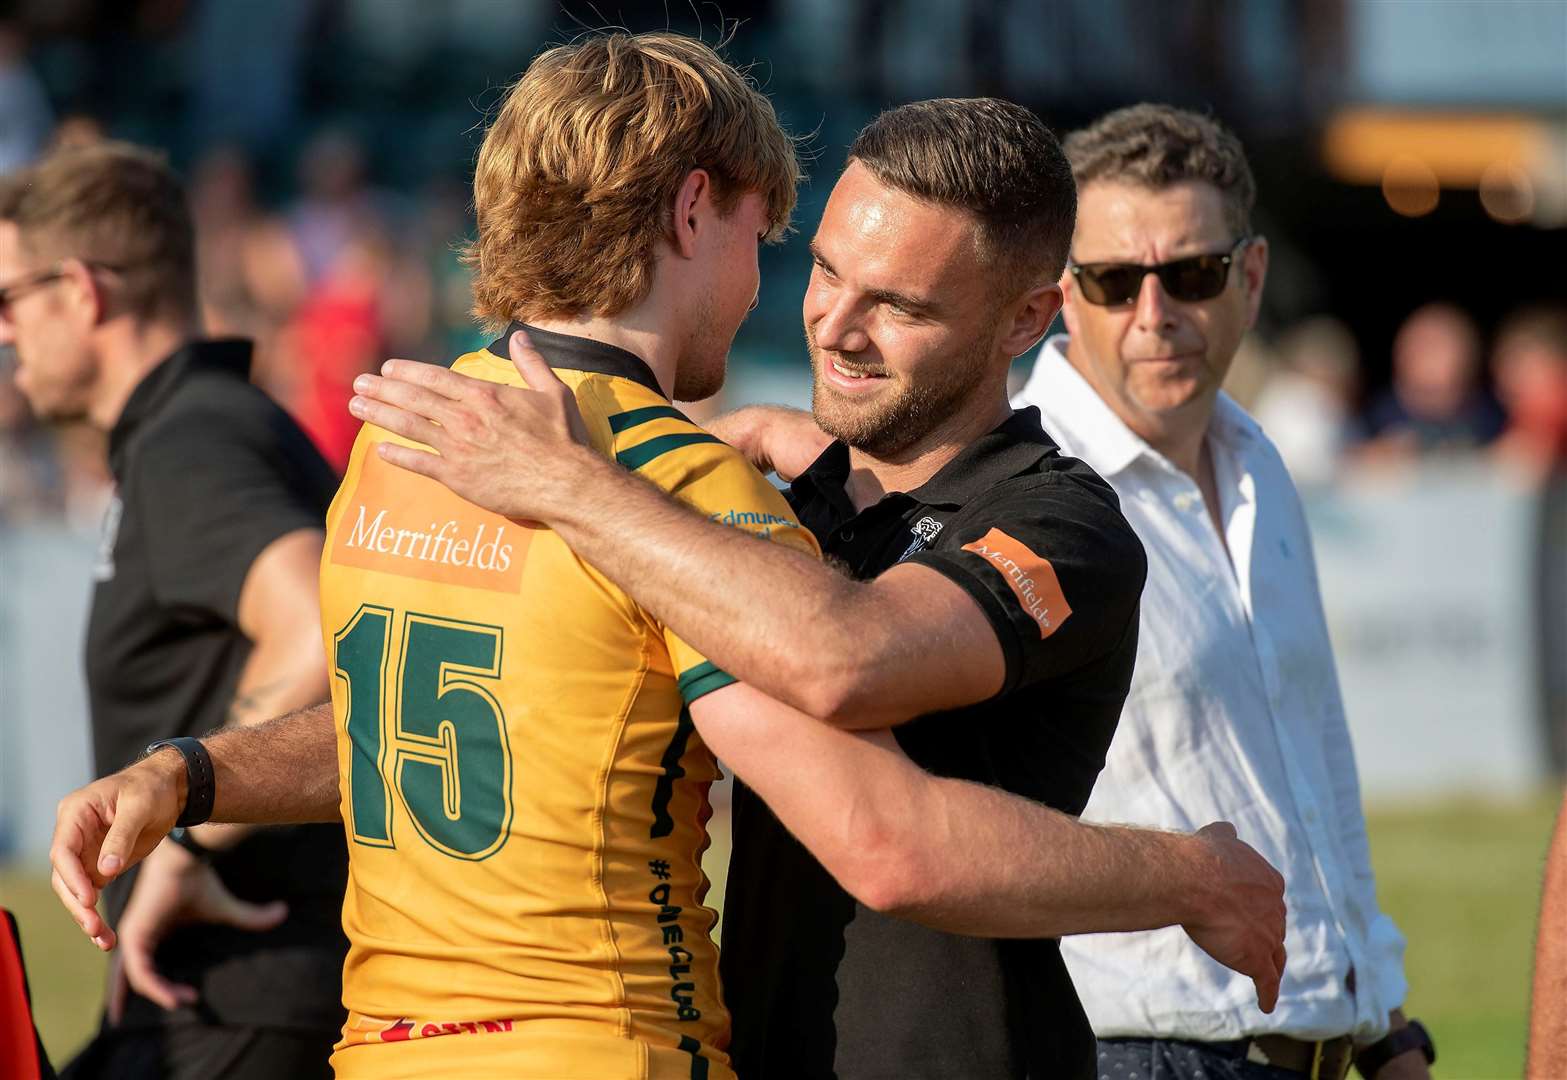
left=318, top=323, right=820, bottom=1080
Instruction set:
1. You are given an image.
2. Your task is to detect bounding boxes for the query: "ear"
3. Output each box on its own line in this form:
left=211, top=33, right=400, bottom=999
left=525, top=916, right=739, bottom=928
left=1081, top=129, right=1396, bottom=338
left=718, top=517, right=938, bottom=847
left=60, top=258, right=108, bottom=327
left=999, top=280, right=1064, bottom=358
left=670, top=169, right=712, bottom=261
left=1241, top=236, right=1269, bottom=330
left=1057, top=266, right=1083, bottom=341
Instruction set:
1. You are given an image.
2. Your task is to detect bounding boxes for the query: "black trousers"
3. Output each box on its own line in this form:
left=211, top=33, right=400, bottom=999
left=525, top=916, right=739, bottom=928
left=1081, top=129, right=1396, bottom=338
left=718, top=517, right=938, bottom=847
left=60, top=1021, right=336, bottom=1080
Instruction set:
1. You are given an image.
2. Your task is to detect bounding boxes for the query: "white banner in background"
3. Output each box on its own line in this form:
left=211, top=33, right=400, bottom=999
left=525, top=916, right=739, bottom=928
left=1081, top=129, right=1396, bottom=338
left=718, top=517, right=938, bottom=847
left=1306, top=463, right=1548, bottom=803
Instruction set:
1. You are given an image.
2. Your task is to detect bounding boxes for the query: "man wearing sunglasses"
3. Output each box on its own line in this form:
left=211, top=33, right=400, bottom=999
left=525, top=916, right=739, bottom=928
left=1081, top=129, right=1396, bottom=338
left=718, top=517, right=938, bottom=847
left=1013, top=104, right=1432, bottom=1080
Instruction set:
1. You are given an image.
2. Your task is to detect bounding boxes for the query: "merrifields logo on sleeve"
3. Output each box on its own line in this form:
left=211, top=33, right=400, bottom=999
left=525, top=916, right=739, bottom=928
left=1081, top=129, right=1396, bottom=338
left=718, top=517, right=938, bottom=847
left=961, top=527, right=1072, bottom=639
left=329, top=446, right=530, bottom=592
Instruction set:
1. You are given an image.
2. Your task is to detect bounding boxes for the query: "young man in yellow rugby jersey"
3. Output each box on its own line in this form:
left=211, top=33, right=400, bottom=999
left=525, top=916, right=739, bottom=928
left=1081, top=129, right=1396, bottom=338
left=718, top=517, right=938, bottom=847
left=50, top=33, right=1286, bottom=1080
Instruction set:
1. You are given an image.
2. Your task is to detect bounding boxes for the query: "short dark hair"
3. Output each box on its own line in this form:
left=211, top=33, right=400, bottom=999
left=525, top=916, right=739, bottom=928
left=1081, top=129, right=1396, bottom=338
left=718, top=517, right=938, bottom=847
left=0, top=141, right=196, bottom=322
left=847, top=97, right=1077, bottom=290
left=1064, top=104, right=1255, bottom=236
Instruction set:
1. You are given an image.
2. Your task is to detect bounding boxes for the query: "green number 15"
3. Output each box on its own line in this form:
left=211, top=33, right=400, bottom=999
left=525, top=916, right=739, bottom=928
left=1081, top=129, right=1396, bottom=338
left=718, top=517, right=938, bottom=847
left=333, top=605, right=514, bottom=861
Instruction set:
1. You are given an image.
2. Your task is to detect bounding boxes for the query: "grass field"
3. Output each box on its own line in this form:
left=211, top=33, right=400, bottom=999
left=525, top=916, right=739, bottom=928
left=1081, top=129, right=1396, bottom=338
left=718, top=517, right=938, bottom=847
left=2, top=792, right=1555, bottom=1077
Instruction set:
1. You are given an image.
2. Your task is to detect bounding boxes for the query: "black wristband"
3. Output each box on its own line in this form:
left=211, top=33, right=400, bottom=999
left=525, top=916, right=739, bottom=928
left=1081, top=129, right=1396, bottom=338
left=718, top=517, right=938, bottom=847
left=1355, top=1018, right=1434, bottom=1078
left=141, top=737, right=216, bottom=828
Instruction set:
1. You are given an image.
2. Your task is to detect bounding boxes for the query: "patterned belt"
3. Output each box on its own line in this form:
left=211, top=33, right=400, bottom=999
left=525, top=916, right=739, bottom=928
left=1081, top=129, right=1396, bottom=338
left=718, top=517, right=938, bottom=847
left=1245, top=1034, right=1356, bottom=1080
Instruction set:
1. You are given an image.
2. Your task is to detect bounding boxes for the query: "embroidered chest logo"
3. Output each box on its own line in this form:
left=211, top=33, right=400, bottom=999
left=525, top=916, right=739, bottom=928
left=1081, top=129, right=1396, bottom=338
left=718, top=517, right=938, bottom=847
left=94, top=495, right=123, bottom=583
left=961, top=527, right=1073, bottom=638
left=897, top=515, right=945, bottom=562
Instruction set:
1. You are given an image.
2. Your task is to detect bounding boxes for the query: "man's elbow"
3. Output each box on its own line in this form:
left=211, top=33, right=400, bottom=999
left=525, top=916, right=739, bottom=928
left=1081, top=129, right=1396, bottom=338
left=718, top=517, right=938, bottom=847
left=789, top=662, right=895, bottom=728
left=834, top=821, right=930, bottom=915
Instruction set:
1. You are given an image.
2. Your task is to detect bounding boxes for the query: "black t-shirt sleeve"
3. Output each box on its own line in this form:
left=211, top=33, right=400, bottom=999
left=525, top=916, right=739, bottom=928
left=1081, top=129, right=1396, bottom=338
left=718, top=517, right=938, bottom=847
left=905, top=474, right=1147, bottom=695
left=132, top=409, right=327, bottom=621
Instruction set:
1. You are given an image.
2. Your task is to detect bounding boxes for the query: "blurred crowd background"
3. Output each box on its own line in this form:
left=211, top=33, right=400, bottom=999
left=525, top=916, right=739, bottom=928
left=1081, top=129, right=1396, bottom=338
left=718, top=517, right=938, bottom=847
left=0, top=1, right=1563, bottom=1073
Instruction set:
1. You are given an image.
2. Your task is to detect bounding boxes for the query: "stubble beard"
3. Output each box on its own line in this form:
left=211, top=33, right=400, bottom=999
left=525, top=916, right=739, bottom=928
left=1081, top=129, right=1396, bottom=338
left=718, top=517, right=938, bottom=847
left=806, top=329, right=993, bottom=459
left=673, top=293, right=730, bottom=403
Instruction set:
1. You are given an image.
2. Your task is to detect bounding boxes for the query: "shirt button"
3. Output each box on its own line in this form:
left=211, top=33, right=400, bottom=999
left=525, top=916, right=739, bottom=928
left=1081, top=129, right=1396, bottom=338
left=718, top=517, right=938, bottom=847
left=841, top=529, right=855, bottom=542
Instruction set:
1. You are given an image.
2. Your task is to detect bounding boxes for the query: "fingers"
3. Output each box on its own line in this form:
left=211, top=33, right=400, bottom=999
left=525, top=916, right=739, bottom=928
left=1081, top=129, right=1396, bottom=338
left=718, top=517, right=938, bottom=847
left=207, top=886, right=289, bottom=933
left=1254, top=966, right=1280, bottom=1013
left=97, top=790, right=160, bottom=881
left=52, top=868, right=113, bottom=950
left=120, top=928, right=198, bottom=1011
left=1197, top=820, right=1239, bottom=841
left=507, top=330, right=565, bottom=393
left=349, top=392, right=448, bottom=450
left=378, top=357, right=479, bottom=401
left=377, top=441, right=447, bottom=480
left=106, top=953, right=127, bottom=1025
left=49, top=810, right=101, bottom=914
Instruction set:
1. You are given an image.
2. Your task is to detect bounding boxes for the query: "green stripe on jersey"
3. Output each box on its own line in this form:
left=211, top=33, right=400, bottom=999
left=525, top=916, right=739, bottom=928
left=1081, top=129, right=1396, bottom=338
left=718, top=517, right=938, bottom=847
left=608, top=404, right=688, bottom=433
left=615, top=432, right=723, bottom=470
left=677, top=660, right=737, bottom=704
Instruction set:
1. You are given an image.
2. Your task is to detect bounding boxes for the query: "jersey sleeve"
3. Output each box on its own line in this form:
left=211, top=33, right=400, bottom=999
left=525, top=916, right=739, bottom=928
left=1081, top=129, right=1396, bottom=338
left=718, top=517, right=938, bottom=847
left=133, top=409, right=326, bottom=620
left=608, top=403, right=821, bottom=705
left=904, top=473, right=1147, bottom=695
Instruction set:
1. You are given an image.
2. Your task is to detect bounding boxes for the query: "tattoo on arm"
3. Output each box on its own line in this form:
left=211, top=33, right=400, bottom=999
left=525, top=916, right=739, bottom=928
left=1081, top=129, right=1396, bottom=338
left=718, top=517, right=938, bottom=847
left=226, top=678, right=287, bottom=727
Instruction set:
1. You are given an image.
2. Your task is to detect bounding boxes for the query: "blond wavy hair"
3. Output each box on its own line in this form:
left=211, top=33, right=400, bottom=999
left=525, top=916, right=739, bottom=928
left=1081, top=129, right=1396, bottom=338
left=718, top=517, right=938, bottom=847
left=465, top=31, right=800, bottom=328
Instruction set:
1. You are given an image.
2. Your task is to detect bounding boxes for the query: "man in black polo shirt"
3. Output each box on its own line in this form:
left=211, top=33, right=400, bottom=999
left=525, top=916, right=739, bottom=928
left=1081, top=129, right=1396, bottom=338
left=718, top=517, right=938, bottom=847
left=342, top=98, right=1287, bottom=1078
left=1, top=143, right=346, bottom=1077
left=48, top=100, right=1286, bottom=1080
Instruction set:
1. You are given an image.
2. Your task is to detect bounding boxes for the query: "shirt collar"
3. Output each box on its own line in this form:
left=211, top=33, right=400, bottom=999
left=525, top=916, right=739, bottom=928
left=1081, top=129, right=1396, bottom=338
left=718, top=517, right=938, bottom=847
left=488, top=321, right=664, bottom=397
left=1016, top=334, right=1148, bottom=477
left=108, top=338, right=253, bottom=464
left=1017, top=334, right=1259, bottom=476
left=790, top=407, right=1058, bottom=514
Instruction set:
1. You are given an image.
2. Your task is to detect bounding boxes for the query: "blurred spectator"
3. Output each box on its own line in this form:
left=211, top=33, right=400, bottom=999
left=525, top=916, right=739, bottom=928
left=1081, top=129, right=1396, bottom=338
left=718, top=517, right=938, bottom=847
left=190, top=146, right=266, bottom=338
left=1491, top=305, right=1567, bottom=481
left=0, top=23, right=51, bottom=174
left=288, top=130, right=396, bottom=284
left=1360, top=303, right=1504, bottom=462
left=1253, top=315, right=1364, bottom=486
left=279, top=232, right=389, bottom=473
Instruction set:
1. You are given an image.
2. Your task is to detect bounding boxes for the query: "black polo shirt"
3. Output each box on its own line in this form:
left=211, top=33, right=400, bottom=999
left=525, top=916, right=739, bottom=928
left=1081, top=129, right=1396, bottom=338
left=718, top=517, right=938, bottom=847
left=87, top=339, right=348, bottom=1033
left=720, top=407, right=1147, bottom=1080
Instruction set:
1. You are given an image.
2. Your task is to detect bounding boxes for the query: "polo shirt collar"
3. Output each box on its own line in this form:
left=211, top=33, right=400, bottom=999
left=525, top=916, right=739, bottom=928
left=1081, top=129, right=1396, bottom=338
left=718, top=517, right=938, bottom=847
left=109, top=337, right=252, bottom=466
left=790, top=407, right=1058, bottom=514
left=488, top=321, right=664, bottom=398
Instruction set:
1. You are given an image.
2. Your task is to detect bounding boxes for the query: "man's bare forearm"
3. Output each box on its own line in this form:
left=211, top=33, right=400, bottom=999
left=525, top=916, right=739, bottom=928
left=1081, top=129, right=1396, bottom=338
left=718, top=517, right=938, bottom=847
left=195, top=633, right=331, bottom=847
left=199, top=701, right=341, bottom=824
left=1529, top=790, right=1567, bottom=1077
left=550, top=447, right=875, bottom=716
left=694, top=685, right=1273, bottom=943
left=888, top=772, right=1217, bottom=937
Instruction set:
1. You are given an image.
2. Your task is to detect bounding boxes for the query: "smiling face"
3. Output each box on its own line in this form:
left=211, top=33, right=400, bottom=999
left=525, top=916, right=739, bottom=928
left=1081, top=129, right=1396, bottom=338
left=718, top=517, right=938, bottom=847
left=1061, top=179, right=1267, bottom=444
left=802, top=162, right=1014, bottom=457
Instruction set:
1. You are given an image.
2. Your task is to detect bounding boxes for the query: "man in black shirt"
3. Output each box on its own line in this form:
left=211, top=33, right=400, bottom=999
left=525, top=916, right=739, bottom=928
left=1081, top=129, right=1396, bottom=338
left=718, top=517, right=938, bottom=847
left=341, top=98, right=1286, bottom=1077
left=1, top=143, right=346, bottom=1077
left=49, top=100, right=1286, bottom=1080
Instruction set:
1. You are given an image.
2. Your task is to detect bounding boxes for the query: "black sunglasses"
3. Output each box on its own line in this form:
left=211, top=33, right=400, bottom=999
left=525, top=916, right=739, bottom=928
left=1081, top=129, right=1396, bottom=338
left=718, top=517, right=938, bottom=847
left=1069, top=237, right=1251, bottom=307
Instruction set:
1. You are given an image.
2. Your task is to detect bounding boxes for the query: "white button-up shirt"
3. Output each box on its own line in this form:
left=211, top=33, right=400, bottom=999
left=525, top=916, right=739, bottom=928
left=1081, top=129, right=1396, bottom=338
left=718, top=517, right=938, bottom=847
left=1015, top=335, right=1407, bottom=1043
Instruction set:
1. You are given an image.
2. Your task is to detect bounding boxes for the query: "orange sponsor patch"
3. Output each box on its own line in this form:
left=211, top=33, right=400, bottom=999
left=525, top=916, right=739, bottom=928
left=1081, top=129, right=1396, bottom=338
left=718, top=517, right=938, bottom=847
left=329, top=444, right=530, bottom=592
left=961, top=528, right=1072, bottom=639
